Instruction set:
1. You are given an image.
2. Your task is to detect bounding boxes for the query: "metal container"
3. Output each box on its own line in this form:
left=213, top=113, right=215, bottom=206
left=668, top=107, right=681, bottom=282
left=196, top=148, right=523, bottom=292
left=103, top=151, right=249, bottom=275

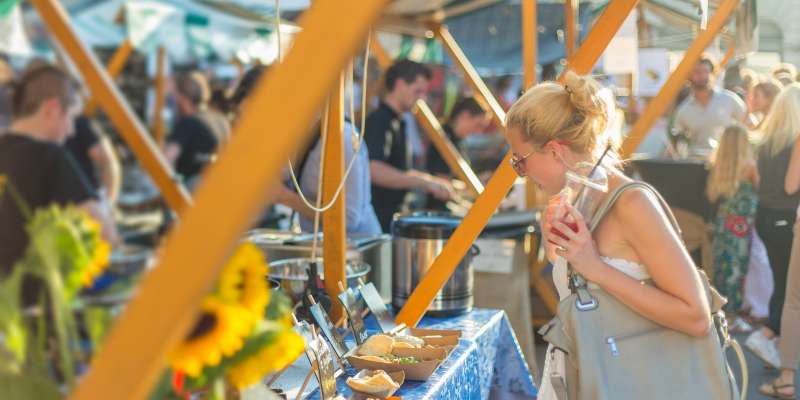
left=392, top=212, right=477, bottom=317
left=268, top=257, right=371, bottom=304
left=247, top=230, right=392, bottom=300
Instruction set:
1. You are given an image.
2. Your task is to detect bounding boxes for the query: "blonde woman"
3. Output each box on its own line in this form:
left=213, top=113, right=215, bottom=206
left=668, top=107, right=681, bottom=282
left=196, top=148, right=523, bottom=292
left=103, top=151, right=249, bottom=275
left=706, top=124, right=759, bottom=326
left=506, top=72, right=716, bottom=399
left=746, top=84, right=800, bottom=372
left=747, top=78, right=783, bottom=130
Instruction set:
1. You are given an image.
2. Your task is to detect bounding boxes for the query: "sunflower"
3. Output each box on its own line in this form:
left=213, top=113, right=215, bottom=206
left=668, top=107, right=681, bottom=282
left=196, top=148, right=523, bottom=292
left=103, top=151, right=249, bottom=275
left=225, top=327, right=305, bottom=389
left=215, top=243, right=270, bottom=323
left=169, top=298, right=253, bottom=377
left=80, top=240, right=111, bottom=287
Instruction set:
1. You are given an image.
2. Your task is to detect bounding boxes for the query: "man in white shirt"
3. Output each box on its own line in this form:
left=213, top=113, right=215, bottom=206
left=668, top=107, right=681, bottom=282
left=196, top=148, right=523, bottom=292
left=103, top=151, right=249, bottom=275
left=674, top=54, right=747, bottom=154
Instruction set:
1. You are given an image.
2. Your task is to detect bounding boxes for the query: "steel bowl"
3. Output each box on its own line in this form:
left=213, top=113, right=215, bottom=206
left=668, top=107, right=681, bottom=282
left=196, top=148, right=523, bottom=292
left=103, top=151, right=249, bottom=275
left=268, top=257, right=371, bottom=304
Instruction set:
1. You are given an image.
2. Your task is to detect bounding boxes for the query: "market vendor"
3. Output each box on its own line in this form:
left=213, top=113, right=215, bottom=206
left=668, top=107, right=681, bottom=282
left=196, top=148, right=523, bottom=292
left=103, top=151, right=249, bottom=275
left=231, top=66, right=381, bottom=236
left=365, top=59, right=454, bottom=232
left=424, top=96, right=488, bottom=210
left=0, top=64, right=117, bottom=282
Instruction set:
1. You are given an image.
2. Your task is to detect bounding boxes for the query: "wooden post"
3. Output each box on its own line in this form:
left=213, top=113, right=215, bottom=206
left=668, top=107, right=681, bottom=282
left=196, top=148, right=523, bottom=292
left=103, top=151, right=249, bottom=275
left=565, top=0, right=578, bottom=57
left=395, top=0, right=641, bottom=328
left=152, top=47, right=167, bottom=145
left=322, top=74, right=347, bottom=321
left=621, top=0, right=740, bottom=157
left=63, top=0, right=389, bottom=398
left=522, top=0, right=558, bottom=315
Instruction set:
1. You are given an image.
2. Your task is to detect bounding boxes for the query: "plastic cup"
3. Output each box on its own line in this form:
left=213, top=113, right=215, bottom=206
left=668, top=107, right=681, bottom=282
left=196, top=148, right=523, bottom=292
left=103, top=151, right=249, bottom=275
left=549, top=165, right=609, bottom=243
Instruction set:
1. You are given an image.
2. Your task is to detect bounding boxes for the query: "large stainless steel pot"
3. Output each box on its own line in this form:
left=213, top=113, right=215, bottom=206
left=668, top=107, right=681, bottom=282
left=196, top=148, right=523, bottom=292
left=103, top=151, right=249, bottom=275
left=392, top=212, right=477, bottom=317
left=268, top=257, right=371, bottom=305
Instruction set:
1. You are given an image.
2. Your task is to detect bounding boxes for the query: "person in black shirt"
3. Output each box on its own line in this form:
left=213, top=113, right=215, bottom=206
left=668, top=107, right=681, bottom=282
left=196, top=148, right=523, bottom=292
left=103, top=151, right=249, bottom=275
left=65, top=116, right=121, bottom=204
left=365, top=59, right=454, bottom=232
left=165, top=71, right=229, bottom=189
left=425, top=96, right=489, bottom=210
left=0, top=64, right=117, bottom=280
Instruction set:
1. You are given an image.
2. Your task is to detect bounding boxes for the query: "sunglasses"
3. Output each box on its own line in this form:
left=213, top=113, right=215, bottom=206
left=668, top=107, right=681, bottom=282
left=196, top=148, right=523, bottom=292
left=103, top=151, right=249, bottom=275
left=509, top=140, right=572, bottom=177
left=509, top=149, right=535, bottom=177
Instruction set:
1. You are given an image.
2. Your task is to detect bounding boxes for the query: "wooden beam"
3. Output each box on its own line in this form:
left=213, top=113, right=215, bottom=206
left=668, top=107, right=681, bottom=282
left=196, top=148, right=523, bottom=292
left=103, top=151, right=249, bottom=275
left=323, top=74, right=347, bottom=321
left=522, top=0, right=558, bottom=315
left=31, top=0, right=191, bottom=215
left=565, top=0, right=578, bottom=58
left=395, top=0, right=640, bottom=328
left=65, top=0, right=389, bottom=398
left=522, top=0, right=538, bottom=89
left=717, top=43, right=736, bottom=75
left=621, top=0, right=740, bottom=157
left=414, top=100, right=484, bottom=197
left=152, top=47, right=167, bottom=145
left=434, top=24, right=506, bottom=127
left=83, top=40, right=134, bottom=117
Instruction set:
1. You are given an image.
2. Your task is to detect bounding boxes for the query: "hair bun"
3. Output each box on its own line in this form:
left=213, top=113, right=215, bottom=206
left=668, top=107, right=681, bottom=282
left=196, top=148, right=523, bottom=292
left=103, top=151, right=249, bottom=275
left=563, top=70, right=607, bottom=121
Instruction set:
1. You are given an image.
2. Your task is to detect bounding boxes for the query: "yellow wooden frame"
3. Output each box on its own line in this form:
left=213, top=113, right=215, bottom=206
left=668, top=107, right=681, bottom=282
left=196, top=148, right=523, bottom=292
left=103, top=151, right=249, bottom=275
left=152, top=46, right=167, bottom=145
left=396, top=0, right=642, bottom=327
left=565, top=0, right=578, bottom=58
left=621, top=0, right=741, bottom=157
left=322, top=74, right=347, bottom=321
left=64, top=0, right=389, bottom=398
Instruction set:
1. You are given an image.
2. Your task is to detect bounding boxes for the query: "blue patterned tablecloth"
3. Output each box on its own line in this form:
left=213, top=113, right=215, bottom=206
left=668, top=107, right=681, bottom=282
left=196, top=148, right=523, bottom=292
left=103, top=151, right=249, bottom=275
left=307, top=308, right=537, bottom=399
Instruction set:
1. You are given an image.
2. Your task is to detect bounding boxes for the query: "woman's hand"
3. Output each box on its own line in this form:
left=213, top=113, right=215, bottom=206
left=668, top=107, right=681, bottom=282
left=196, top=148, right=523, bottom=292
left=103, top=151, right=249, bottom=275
left=541, top=195, right=563, bottom=263
left=546, top=203, right=607, bottom=281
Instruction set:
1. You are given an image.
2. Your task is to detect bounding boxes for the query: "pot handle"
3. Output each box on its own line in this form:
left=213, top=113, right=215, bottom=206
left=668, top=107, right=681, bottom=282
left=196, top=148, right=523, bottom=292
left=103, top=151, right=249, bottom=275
left=470, top=244, right=480, bottom=256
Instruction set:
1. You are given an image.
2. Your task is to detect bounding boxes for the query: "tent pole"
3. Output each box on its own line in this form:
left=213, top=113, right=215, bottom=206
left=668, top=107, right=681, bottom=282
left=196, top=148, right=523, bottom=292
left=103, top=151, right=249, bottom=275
left=322, top=73, right=347, bottom=321
left=152, top=46, right=167, bottom=145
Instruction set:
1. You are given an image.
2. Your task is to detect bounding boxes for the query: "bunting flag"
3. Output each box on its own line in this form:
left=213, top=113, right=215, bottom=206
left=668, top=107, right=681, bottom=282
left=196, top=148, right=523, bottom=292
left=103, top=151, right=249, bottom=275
left=0, top=0, right=33, bottom=56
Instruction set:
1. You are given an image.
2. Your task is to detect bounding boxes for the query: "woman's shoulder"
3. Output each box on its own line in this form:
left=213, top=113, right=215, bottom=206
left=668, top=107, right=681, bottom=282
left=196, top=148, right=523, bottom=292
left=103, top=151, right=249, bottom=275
left=609, top=182, right=669, bottom=228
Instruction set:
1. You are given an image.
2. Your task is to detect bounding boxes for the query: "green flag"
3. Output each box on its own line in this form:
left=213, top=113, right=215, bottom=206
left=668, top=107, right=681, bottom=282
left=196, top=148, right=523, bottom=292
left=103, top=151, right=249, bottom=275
left=0, top=0, right=20, bottom=18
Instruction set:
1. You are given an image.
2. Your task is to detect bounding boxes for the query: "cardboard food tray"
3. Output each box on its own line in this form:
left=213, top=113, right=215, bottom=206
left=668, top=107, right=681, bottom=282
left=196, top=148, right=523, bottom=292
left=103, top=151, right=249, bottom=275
left=408, top=327, right=462, bottom=338
left=346, top=347, right=446, bottom=381
left=348, top=370, right=405, bottom=400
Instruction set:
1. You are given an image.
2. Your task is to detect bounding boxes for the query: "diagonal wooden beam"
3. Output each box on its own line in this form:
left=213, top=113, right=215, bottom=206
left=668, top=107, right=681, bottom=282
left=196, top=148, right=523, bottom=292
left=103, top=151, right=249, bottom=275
left=83, top=40, right=134, bottom=117
left=435, top=24, right=506, bottom=127
left=717, top=43, right=737, bottom=76
left=621, top=0, right=740, bottom=157
left=323, top=74, right=347, bottom=322
left=31, top=1, right=191, bottom=214
left=64, top=0, right=389, bottom=398
left=396, top=0, right=641, bottom=328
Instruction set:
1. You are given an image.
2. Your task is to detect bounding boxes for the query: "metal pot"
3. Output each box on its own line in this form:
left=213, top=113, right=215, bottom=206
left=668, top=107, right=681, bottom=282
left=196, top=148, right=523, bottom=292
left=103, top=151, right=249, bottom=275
left=391, top=212, right=478, bottom=317
left=267, top=257, right=371, bottom=305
